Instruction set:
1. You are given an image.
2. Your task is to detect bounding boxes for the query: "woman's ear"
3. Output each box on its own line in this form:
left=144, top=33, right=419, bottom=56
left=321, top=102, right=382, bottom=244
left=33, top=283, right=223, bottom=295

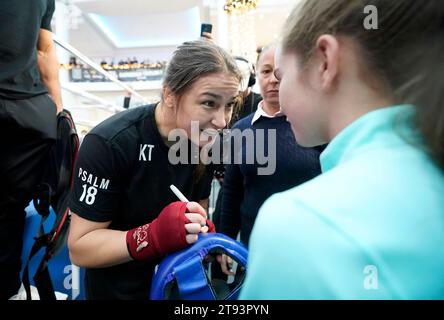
left=162, top=85, right=176, bottom=109
left=315, top=34, right=340, bottom=91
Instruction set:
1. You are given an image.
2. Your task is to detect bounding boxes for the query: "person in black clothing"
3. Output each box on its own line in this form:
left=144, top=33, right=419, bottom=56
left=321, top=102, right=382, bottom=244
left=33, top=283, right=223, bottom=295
left=235, top=89, right=262, bottom=122
left=68, top=41, right=242, bottom=300
left=0, top=0, right=62, bottom=299
left=217, top=45, right=323, bottom=274
left=231, top=57, right=262, bottom=124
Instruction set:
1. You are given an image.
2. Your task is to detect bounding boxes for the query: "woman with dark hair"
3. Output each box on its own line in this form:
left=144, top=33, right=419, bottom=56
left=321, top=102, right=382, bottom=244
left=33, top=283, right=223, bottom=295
left=68, top=41, right=242, bottom=299
left=241, top=0, right=444, bottom=299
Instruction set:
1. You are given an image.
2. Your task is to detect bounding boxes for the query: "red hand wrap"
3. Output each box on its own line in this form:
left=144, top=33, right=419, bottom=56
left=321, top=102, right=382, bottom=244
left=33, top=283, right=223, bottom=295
left=206, top=219, right=216, bottom=233
left=126, top=201, right=190, bottom=261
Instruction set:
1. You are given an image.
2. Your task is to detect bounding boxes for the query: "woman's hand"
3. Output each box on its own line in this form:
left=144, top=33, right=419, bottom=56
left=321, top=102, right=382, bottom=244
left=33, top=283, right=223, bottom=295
left=185, top=202, right=211, bottom=244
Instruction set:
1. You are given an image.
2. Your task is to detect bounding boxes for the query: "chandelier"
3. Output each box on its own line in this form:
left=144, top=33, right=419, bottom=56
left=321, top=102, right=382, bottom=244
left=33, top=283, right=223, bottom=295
left=224, top=0, right=259, bottom=14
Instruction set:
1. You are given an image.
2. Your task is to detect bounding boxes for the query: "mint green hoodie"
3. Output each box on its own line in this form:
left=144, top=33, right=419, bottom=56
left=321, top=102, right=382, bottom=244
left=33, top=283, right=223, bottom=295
left=240, top=105, right=444, bottom=299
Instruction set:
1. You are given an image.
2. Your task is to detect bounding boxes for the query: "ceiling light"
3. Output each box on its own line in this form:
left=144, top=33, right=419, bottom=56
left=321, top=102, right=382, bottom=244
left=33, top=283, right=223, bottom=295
left=224, top=0, right=259, bottom=14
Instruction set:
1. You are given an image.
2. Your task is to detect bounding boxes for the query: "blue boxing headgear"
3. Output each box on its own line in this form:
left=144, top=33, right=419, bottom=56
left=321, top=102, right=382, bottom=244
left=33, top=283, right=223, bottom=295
left=150, top=233, right=248, bottom=300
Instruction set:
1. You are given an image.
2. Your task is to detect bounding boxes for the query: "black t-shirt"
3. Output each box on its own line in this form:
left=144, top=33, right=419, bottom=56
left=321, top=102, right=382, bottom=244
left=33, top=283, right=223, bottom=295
left=0, top=0, right=54, bottom=99
left=70, top=104, right=214, bottom=299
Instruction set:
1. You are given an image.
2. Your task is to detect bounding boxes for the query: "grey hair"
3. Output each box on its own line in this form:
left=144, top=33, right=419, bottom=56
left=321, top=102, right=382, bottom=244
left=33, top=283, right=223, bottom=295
left=163, top=40, right=242, bottom=97
left=256, top=43, right=277, bottom=66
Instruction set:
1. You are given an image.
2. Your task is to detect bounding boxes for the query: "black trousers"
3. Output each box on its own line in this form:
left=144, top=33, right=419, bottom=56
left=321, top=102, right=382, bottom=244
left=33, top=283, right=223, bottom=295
left=0, top=94, right=56, bottom=299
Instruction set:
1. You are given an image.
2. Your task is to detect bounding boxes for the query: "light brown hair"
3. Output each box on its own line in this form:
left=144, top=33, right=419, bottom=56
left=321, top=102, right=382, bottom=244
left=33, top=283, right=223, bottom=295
left=282, top=0, right=444, bottom=168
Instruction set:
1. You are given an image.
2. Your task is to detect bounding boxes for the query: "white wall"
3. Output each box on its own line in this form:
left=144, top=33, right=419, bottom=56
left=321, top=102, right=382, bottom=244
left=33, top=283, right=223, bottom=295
left=69, top=18, right=178, bottom=63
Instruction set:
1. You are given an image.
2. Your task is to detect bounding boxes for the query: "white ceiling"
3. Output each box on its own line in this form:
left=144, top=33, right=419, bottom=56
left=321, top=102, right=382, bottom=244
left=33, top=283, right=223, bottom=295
left=71, top=0, right=297, bottom=15
left=86, top=7, right=201, bottom=48
left=71, top=0, right=201, bottom=15
left=65, top=0, right=300, bottom=59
